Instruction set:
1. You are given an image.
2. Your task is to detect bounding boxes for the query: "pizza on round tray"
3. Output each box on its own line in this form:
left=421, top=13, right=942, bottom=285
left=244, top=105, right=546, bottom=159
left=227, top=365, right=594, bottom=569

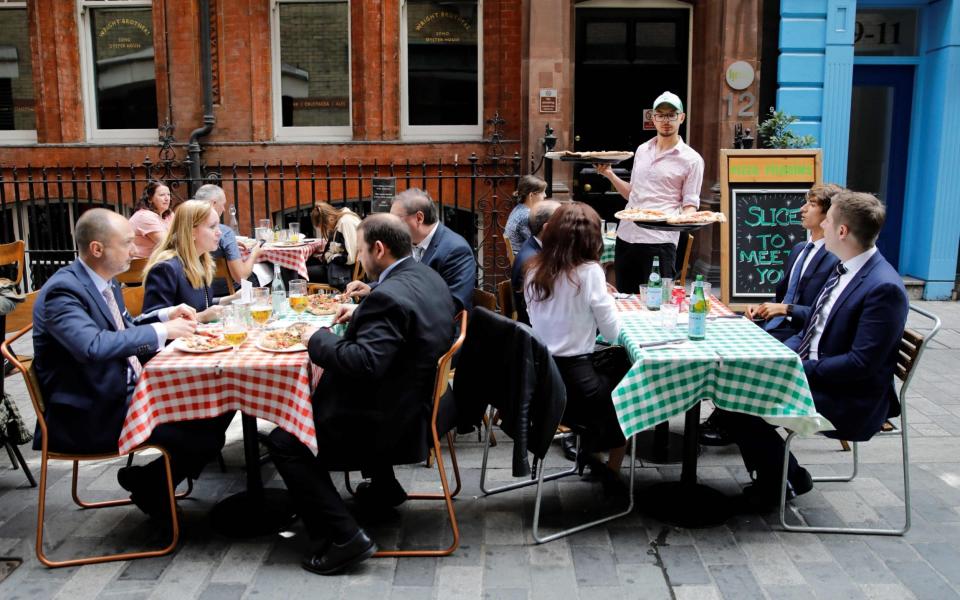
left=666, top=211, right=727, bottom=224
left=614, top=208, right=670, bottom=222
left=306, top=294, right=339, bottom=316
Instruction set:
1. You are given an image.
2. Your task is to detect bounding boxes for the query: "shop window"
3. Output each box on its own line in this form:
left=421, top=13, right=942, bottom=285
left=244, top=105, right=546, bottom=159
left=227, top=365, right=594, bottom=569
left=0, top=2, right=36, bottom=143
left=401, top=0, right=482, bottom=140
left=854, top=9, right=918, bottom=57
left=79, top=0, right=158, bottom=141
left=271, top=0, right=351, bottom=141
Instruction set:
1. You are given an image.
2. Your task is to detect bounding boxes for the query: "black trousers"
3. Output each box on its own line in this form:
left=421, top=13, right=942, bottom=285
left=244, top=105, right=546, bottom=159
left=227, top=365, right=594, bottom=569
left=553, top=355, right=626, bottom=452
left=613, top=240, right=676, bottom=294
left=714, top=410, right=803, bottom=488
left=267, top=427, right=399, bottom=543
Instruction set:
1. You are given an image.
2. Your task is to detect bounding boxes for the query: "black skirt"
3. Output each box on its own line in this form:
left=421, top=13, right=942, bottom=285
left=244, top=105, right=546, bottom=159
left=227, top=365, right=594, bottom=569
left=553, top=354, right=627, bottom=452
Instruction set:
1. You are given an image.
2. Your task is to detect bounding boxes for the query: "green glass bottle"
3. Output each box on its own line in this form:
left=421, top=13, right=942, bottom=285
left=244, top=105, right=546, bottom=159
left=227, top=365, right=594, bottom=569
left=646, top=256, right=662, bottom=311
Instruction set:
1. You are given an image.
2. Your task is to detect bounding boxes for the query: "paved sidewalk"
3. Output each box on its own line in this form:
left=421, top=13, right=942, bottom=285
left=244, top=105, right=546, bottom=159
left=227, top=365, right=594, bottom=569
left=0, top=300, right=958, bottom=599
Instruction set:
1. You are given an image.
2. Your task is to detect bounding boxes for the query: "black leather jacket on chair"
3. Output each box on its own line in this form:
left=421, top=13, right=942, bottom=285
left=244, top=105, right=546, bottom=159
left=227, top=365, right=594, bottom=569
left=453, top=307, right=566, bottom=476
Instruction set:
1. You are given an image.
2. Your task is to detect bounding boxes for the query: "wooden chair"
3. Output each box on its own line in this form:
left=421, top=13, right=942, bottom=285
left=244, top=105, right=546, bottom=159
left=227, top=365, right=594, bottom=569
left=676, top=233, right=695, bottom=288
left=1, top=325, right=182, bottom=567
left=496, top=279, right=515, bottom=320
left=214, top=257, right=236, bottom=295
left=116, top=258, right=149, bottom=287
left=503, top=237, right=515, bottom=268
left=1, top=290, right=38, bottom=487
left=122, top=286, right=146, bottom=318
left=0, top=240, right=26, bottom=289
left=472, top=288, right=496, bottom=313
left=778, top=305, right=941, bottom=536
left=346, top=310, right=467, bottom=557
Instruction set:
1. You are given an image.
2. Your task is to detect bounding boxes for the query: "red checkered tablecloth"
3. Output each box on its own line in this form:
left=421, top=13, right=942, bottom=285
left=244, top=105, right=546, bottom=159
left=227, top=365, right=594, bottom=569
left=615, top=294, right=734, bottom=317
left=240, top=239, right=326, bottom=279
left=118, top=335, right=324, bottom=455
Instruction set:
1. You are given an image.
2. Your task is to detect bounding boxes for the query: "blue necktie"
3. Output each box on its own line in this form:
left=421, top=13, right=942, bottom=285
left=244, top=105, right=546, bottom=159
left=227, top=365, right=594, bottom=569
left=796, top=262, right=848, bottom=360
left=766, top=242, right=815, bottom=331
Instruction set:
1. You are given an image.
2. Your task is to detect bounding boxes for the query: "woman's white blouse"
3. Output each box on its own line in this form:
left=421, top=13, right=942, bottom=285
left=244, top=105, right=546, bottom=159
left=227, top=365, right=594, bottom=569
left=525, top=262, right=620, bottom=357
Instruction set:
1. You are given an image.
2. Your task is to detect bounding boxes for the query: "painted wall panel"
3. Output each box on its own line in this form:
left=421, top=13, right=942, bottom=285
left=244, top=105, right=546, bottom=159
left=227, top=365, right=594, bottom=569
left=778, top=53, right=826, bottom=84
left=782, top=0, right=828, bottom=17
left=777, top=87, right=824, bottom=118
left=780, top=19, right=827, bottom=50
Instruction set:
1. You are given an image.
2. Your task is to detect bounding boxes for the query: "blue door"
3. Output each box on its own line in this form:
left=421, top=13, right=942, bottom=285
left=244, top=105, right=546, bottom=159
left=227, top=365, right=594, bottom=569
left=847, top=65, right=914, bottom=269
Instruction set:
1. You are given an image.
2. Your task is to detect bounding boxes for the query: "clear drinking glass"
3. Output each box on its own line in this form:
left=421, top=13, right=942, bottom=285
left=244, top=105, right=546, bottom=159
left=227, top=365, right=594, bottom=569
left=222, top=306, right=248, bottom=349
left=288, top=279, right=308, bottom=314
left=661, top=277, right=674, bottom=305
left=661, top=303, right=679, bottom=330
left=250, top=287, right=273, bottom=328
left=288, top=222, right=301, bottom=243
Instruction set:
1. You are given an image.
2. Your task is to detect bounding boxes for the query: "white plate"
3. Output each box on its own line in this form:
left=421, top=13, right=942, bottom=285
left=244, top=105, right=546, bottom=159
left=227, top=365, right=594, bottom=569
left=173, top=338, right=232, bottom=353
left=255, top=341, right=307, bottom=353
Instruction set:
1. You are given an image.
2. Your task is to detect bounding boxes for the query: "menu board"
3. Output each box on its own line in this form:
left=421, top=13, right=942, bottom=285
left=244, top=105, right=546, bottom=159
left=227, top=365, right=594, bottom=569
left=731, top=189, right=808, bottom=297
left=371, top=177, right=396, bottom=213
left=719, top=149, right=821, bottom=310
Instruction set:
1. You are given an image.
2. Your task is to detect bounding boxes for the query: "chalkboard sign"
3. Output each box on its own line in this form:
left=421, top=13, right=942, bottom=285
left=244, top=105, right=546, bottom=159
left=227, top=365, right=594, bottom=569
left=731, top=189, right=808, bottom=298
left=371, top=177, right=396, bottom=213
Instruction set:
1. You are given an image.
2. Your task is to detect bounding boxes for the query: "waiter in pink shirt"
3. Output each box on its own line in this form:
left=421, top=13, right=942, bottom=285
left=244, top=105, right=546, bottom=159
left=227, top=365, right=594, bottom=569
left=597, top=91, right=704, bottom=293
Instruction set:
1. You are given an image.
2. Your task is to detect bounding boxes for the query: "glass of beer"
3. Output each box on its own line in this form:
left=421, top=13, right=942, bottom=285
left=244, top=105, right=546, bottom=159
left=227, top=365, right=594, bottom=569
left=222, top=306, right=248, bottom=349
left=250, top=287, right=272, bottom=328
left=289, top=222, right=301, bottom=244
left=288, top=279, right=308, bottom=314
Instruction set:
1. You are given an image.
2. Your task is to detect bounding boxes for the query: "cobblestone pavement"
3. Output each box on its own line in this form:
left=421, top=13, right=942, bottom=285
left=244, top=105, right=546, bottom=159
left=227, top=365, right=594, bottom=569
left=1, top=301, right=959, bottom=599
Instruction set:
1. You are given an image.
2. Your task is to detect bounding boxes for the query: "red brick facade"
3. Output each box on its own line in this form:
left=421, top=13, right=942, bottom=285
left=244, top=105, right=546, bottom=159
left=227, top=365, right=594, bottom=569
left=4, top=0, right=524, bottom=166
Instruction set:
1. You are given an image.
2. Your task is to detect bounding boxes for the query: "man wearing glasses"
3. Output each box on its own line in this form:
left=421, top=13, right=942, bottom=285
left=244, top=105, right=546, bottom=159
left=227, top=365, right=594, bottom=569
left=597, top=91, right=704, bottom=292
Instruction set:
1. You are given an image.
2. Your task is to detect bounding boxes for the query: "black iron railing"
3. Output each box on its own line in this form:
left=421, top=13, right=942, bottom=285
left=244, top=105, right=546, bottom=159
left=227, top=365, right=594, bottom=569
left=0, top=155, right=522, bottom=292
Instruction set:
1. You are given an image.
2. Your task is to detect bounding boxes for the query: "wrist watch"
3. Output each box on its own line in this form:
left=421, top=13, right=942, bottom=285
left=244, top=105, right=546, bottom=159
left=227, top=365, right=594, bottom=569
left=786, top=304, right=794, bottom=317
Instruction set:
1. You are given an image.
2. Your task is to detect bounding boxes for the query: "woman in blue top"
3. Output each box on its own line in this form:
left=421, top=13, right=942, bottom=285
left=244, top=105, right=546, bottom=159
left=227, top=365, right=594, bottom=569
left=504, top=175, right=547, bottom=256
left=143, top=200, right=231, bottom=323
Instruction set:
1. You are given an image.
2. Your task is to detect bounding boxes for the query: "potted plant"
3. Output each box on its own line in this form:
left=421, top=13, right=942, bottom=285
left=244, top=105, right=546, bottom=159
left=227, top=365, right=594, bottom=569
left=756, top=108, right=817, bottom=149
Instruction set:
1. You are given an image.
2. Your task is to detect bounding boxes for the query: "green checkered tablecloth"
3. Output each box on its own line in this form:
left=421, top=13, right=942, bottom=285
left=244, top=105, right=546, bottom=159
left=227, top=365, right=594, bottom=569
left=602, top=236, right=616, bottom=263
left=612, top=312, right=832, bottom=438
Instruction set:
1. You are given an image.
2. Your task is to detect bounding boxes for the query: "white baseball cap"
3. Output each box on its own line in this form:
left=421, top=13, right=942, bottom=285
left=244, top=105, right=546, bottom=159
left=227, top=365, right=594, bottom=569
left=653, top=91, right=683, bottom=112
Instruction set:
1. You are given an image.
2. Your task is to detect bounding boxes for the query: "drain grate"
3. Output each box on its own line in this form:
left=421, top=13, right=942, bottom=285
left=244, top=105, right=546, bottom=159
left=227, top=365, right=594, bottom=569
left=0, top=558, right=22, bottom=583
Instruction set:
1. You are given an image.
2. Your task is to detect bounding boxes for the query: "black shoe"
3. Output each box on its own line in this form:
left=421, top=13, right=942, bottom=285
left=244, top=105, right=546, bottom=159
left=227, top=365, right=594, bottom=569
left=354, top=478, right=408, bottom=510
left=585, top=464, right=628, bottom=496
left=698, top=413, right=733, bottom=446
left=301, top=529, right=377, bottom=575
left=118, top=465, right=174, bottom=520
left=560, top=435, right=578, bottom=462
left=739, top=469, right=813, bottom=513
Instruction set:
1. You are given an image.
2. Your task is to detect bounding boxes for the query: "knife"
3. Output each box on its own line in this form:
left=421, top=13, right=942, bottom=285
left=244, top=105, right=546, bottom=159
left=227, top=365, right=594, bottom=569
left=637, top=338, right=687, bottom=349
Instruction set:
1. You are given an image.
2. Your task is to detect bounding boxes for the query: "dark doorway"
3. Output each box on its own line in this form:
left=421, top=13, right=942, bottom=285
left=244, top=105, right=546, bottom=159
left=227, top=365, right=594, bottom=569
left=847, top=65, right=913, bottom=270
left=573, top=8, right=690, bottom=220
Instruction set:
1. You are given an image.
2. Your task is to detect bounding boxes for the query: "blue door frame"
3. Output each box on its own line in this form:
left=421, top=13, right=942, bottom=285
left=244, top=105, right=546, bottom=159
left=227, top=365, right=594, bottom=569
left=849, top=65, right=913, bottom=269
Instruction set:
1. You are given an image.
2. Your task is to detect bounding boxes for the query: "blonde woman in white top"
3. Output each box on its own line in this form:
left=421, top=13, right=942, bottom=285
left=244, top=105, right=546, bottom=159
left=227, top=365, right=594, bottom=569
left=524, top=202, right=627, bottom=491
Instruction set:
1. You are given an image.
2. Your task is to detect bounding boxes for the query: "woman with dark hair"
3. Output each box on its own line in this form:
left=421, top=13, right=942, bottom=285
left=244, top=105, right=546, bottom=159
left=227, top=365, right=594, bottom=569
left=524, top=202, right=627, bottom=490
left=129, top=181, right=174, bottom=258
left=504, top=174, right=547, bottom=255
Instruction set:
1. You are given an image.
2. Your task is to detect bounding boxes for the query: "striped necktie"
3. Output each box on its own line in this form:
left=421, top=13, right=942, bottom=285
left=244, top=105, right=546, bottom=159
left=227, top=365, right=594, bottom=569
left=796, top=262, right=848, bottom=360
left=766, top=241, right=816, bottom=331
left=102, top=286, right=144, bottom=381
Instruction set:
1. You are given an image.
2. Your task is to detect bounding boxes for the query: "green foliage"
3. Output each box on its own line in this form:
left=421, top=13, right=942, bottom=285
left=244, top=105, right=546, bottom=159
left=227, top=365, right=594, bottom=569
left=757, top=108, right=817, bottom=149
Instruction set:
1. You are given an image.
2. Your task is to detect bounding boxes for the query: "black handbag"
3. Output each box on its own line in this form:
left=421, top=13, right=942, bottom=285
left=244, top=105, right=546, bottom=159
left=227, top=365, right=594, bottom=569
left=590, top=343, right=632, bottom=381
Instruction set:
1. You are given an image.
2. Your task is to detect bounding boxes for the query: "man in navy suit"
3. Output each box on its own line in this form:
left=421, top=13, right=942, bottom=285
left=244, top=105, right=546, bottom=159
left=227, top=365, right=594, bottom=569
left=389, top=188, right=476, bottom=312
left=720, top=191, right=909, bottom=510
left=511, top=200, right=560, bottom=324
left=33, top=208, right=231, bottom=519
left=701, top=184, right=842, bottom=446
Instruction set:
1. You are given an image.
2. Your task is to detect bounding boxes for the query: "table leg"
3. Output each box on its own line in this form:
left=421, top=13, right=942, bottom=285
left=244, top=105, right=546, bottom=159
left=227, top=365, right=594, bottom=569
left=209, top=414, right=296, bottom=538
left=639, top=403, right=735, bottom=528
left=634, top=422, right=685, bottom=464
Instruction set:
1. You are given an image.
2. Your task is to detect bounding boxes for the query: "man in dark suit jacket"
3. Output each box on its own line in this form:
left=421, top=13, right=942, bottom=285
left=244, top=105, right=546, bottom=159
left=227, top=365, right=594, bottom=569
left=511, top=200, right=560, bottom=324
left=267, top=213, right=455, bottom=576
left=720, top=191, right=909, bottom=510
left=389, top=188, right=475, bottom=312
left=33, top=208, right=231, bottom=518
left=702, top=184, right=841, bottom=446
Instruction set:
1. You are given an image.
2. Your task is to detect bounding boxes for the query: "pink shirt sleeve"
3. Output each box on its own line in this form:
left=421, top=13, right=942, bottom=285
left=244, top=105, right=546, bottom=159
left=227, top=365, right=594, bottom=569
left=129, top=210, right=170, bottom=258
left=681, top=154, right=705, bottom=208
